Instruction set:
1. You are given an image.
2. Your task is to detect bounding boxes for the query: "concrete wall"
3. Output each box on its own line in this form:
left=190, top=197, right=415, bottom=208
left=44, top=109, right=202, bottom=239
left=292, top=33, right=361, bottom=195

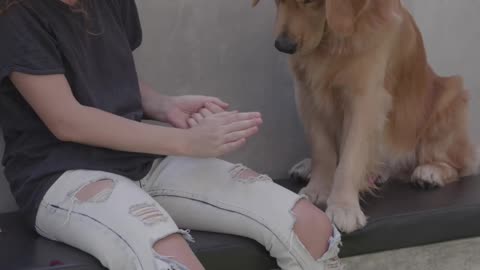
left=1, top=0, right=479, bottom=213
left=0, top=133, right=16, bottom=213
left=133, top=0, right=480, bottom=179
left=407, top=0, right=480, bottom=143
left=133, top=0, right=307, bottom=178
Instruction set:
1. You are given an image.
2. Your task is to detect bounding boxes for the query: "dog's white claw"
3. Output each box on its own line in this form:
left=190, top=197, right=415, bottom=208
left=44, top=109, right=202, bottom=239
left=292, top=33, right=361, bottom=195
left=289, top=158, right=312, bottom=182
left=411, top=164, right=446, bottom=189
left=326, top=203, right=367, bottom=234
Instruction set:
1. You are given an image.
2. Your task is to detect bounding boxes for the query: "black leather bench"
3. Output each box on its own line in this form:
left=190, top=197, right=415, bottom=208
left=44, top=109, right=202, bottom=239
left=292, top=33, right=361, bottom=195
left=2, top=176, right=480, bottom=270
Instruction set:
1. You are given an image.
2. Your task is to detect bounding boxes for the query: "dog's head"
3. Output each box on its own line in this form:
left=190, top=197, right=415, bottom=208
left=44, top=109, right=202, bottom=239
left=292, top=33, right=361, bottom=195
left=252, top=0, right=401, bottom=55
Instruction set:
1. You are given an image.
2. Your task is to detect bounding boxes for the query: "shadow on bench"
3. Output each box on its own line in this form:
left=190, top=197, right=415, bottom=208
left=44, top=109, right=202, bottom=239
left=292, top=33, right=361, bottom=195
left=1, top=176, right=480, bottom=270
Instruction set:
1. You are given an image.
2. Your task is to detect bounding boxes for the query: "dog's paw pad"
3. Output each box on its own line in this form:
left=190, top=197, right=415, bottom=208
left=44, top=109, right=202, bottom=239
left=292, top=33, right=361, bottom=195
left=289, top=158, right=312, bottom=182
left=326, top=203, right=367, bottom=233
left=411, top=165, right=445, bottom=190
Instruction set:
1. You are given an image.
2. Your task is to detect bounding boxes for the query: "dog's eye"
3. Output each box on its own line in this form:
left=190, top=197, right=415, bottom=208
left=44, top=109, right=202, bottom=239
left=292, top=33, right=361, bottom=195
left=296, top=0, right=317, bottom=7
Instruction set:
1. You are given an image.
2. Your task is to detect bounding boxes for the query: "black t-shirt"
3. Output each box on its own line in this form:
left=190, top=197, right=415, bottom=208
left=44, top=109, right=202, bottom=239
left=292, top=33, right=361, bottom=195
left=0, top=0, right=161, bottom=227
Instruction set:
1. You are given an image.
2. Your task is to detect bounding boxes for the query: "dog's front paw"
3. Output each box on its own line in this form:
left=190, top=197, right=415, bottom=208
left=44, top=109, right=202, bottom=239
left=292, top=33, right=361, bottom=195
left=326, top=202, right=367, bottom=233
left=411, top=164, right=451, bottom=190
left=299, top=184, right=329, bottom=210
left=289, top=158, right=312, bottom=182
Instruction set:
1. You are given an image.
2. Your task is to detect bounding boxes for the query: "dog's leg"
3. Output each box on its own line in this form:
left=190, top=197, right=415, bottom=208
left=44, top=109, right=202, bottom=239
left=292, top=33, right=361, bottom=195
left=291, top=85, right=338, bottom=209
left=299, top=122, right=338, bottom=210
left=289, top=158, right=312, bottom=182
left=412, top=82, right=475, bottom=189
left=411, top=162, right=458, bottom=189
left=289, top=86, right=315, bottom=183
left=326, top=86, right=391, bottom=233
left=412, top=125, right=473, bottom=189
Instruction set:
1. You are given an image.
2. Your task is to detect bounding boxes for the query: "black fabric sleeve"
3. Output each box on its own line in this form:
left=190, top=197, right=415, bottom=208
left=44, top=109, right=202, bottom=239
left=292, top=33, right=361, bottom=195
left=0, top=6, right=65, bottom=82
left=109, top=0, right=143, bottom=51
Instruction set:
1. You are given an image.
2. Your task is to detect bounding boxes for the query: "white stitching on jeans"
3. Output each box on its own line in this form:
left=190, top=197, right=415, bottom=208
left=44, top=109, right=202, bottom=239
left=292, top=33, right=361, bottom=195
left=63, top=196, right=78, bottom=226
left=150, top=192, right=306, bottom=267
left=48, top=204, right=145, bottom=270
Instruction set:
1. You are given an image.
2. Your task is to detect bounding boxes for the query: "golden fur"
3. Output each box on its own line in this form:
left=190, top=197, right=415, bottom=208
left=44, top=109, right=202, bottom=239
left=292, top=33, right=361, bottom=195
left=253, top=0, right=479, bottom=233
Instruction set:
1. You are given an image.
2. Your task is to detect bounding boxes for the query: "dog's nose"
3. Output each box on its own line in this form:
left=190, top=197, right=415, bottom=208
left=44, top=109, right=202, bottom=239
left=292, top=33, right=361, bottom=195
left=275, top=35, right=297, bottom=54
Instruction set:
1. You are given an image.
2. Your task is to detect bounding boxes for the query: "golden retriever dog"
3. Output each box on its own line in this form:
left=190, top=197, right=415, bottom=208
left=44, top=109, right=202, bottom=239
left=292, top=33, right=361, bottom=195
left=252, top=0, right=479, bottom=233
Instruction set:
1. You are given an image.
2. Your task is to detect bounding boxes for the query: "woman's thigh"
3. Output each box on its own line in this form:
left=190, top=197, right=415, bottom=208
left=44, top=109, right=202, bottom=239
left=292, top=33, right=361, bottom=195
left=35, top=169, right=188, bottom=270
left=139, top=157, right=340, bottom=270
left=141, top=157, right=302, bottom=236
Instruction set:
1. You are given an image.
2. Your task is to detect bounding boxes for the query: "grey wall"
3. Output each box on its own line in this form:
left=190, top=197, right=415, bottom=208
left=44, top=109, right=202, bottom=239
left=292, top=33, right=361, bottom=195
left=133, top=0, right=308, bottom=178
left=133, top=0, right=480, bottom=178
left=0, top=133, right=16, bottom=213
left=407, top=0, right=480, bottom=144
left=1, top=0, right=479, bottom=213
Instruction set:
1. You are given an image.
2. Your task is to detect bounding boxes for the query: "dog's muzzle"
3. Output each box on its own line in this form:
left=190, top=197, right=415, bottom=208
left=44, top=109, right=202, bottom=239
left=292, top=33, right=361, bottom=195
left=274, top=34, right=297, bottom=54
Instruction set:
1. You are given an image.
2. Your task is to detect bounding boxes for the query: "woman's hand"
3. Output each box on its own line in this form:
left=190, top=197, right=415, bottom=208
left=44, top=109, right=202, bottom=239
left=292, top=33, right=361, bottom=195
left=139, top=82, right=228, bottom=128
left=12, top=74, right=261, bottom=158
left=186, top=102, right=226, bottom=128
left=183, top=111, right=263, bottom=157
left=164, top=96, right=228, bottom=129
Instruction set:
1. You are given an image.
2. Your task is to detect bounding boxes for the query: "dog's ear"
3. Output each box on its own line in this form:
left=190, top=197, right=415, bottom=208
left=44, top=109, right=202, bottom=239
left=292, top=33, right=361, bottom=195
left=325, top=0, right=355, bottom=36
left=369, top=0, right=401, bottom=22
left=252, top=0, right=260, bottom=7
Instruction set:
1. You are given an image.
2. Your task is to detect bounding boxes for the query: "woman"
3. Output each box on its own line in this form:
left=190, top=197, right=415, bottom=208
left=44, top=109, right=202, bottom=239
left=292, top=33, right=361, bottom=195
left=0, top=0, right=341, bottom=269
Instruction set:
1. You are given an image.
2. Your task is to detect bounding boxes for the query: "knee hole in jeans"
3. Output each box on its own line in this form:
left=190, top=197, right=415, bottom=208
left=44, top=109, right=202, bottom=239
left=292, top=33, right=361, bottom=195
left=292, top=199, right=333, bottom=260
left=152, top=234, right=194, bottom=270
left=74, top=179, right=115, bottom=203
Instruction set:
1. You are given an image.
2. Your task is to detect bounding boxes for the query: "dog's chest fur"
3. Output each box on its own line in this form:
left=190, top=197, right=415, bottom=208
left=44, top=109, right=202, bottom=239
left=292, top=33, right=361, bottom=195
left=290, top=54, right=418, bottom=181
left=290, top=55, right=344, bottom=118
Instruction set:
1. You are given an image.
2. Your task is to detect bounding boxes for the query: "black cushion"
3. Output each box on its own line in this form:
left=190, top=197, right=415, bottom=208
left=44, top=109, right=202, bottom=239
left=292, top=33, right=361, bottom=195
left=339, top=175, right=480, bottom=257
left=0, top=211, right=276, bottom=270
left=280, top=176, right=480, bottom=257
left=2, top=176, right=480, bottom=270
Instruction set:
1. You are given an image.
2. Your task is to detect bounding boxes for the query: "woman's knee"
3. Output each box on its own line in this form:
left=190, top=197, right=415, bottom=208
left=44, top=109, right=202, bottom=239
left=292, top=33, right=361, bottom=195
left=153, top=233, right=205, bottom=270
left=292, top=199, right=333, bottom=260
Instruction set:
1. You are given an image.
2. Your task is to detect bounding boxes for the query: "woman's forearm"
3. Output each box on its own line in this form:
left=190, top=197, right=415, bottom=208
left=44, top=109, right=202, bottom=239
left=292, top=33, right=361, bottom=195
left=139, top=81, right=170, bottom=121
left=11, top=73, right=190, bottom=156
left=11, top=73, right=248, bottom=158
left=59, top=105, right=190, bottom=156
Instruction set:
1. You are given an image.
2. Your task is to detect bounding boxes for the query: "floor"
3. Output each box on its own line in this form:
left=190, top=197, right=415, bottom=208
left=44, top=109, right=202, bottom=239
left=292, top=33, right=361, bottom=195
left=343, top=237, right=480, bottom=270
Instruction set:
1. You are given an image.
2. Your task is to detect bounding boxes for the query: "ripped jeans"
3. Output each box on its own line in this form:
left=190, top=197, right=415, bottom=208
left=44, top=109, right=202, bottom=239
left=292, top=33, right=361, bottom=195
left=35, top=156, right=342, bottom=270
